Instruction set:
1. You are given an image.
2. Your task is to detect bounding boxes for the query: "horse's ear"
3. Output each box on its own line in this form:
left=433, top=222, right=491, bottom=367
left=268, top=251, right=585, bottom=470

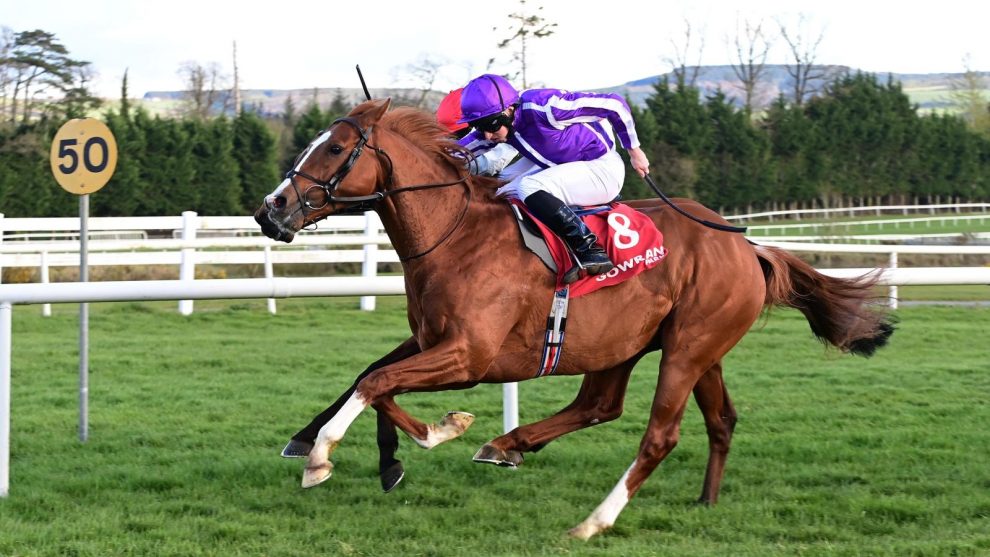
left=357, top=98, right=391, bottom=127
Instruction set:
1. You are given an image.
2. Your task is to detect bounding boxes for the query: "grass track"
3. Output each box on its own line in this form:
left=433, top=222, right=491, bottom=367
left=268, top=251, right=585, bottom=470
left=1, top=297, right=988, bottom=556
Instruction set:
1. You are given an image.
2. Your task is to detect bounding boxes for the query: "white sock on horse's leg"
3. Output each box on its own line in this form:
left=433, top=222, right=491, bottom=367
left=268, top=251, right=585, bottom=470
left=569, top=461, right=635, bottom=540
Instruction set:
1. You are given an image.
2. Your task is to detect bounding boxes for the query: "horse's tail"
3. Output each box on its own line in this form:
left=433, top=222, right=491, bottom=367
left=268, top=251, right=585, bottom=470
left=755, top=245, right=895, bottom=357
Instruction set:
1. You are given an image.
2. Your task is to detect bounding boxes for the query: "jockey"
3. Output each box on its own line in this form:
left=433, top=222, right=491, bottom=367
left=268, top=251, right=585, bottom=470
left=457, top=73, right=650, bottom=283
left=437, top=87, right=519, bottom=176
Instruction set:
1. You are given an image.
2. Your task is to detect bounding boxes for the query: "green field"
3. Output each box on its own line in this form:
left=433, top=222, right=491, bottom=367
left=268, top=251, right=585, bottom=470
left=1, top=297, right=988, bottom=556
left=742, top=213, right=990, bottom=237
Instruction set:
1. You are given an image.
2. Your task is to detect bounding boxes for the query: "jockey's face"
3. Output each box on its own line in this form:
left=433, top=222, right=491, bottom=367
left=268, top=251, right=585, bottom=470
left=472, top=107, right=513, bottom=143
left=482, top=125, right=510, bottom=143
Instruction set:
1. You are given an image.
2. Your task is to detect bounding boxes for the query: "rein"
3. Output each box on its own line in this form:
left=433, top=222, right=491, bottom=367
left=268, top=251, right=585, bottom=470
left=286, top=116, right=471, bottom=261
left=643, top=174, right=747, bottom=234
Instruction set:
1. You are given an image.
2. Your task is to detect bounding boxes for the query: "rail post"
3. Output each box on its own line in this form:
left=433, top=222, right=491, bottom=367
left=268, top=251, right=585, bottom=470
left=889, top=252, right=899, bottom=310
left=1, top=301, right=11, bottom=497
left=264, top=246, right=276, bottom=315
left=40, top=251, right=51, bottom=317
left=178, top=211, right=197, bottom=315
left=360, top=211, right=378, bottom=311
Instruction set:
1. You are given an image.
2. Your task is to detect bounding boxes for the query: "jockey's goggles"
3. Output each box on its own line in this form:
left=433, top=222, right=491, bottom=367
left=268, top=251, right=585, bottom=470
left=469, top=114, right=507, bottom=134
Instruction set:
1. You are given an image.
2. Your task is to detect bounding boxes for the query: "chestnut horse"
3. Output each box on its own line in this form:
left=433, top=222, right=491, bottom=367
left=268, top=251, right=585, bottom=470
left=254, top=99, right=893, bottom=539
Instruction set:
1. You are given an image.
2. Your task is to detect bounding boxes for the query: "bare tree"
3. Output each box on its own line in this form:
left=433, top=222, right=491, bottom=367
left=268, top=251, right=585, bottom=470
left=232, top=41, right=241, bottom=116
left=391, top=54, right=445, bottom=108
left=664, top=18, right=705, bottom=88
left=491, top=0, right=557, bottom=88
left=777, top=14, right=828, bottom=107
left=950, top=54, right=990, bottom=137
left=727, top=16, right=771, bottom=113
left=0, top=27, right=14, bottom=122
left=177, top=61, right=232, bottom=119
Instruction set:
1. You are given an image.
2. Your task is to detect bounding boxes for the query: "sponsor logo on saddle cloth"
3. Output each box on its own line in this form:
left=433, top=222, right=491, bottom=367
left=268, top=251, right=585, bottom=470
left=518, top=201, right=667, bottom=297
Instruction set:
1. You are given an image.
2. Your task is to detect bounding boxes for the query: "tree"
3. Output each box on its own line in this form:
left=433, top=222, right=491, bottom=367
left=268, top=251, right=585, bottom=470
left=912, top=112, right=988, bottom=202
left=620, top=101, right=659, bottom=200
left=231, top=41, right=241, bottom=116
left=391, top=55, right=445, bottom=108
left=285, top=101, right=328, bottom=170
left=0, top=123, right=59, bottom=216
left=328, top=89, right=351, bottom=117
left=119, top=68, right=131, bottom=119
left=949, top=55, right=990, bottom=138
left=96, top=107, right=143, bottom=216
left=727, top=17, right=772, bottom=114
left=491, top=0, right=557, bottom=88
left=641, top=77, right=712, bottom=199
left=177, top=61, right=232, bottom=120
left=133, top=111, right=196, bottom=215
left=4, top=29, right=99, bottom=124
left=271, top=93, right=298, bottom=170
left=233, top=109, right=280, bottom=213
left=776, top=14, right=829, bottom=107
left=187, top=117, right=240, bottom=215
left=664, top=18, right=706, bottom=89
left=761, top=95, right=822, bottom=205
left=0, top=27, right=16, bottom=124
left=805, top=72, right=920, bottom=205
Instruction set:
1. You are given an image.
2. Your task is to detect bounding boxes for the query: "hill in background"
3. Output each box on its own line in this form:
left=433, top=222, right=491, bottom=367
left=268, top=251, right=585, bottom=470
left=137, top=65, right=985, bottom=117
left=139, top=87, right=447, bottom=118
left=599, top=65, right=981, bottom=112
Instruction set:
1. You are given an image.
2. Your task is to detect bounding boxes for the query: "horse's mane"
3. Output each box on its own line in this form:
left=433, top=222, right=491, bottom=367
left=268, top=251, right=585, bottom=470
left=377, top=107, right=502, bottom=192
left=380, top=107, right=466, bottom=163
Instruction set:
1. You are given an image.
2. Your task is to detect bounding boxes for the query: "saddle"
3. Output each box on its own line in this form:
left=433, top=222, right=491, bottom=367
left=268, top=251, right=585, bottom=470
left=509, top=199, right=667, bottom=298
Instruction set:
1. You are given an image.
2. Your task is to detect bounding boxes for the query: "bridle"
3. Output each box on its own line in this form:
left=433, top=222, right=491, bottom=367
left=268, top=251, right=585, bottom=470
left=283, top=116, right=472, bottom=261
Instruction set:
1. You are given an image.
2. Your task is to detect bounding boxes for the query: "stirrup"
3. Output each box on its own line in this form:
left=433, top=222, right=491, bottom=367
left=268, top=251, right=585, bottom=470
left=562, top=252, right=614, bottom=284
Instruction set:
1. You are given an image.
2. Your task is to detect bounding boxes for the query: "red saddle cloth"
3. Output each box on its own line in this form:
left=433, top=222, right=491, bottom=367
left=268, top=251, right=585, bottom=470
left=513, top=200, right=668, bottom=298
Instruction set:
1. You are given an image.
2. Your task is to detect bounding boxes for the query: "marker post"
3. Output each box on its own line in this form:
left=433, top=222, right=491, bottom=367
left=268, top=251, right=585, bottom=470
left=49, top=118, right=118, bottom=442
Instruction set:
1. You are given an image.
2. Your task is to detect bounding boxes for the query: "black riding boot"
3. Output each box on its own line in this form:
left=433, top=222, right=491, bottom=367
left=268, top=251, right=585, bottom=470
left=523, top=190, right=614, bottom=284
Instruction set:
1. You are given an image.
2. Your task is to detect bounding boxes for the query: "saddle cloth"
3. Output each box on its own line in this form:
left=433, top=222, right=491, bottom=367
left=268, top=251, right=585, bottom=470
left=510, top=200, right=668, bottom=298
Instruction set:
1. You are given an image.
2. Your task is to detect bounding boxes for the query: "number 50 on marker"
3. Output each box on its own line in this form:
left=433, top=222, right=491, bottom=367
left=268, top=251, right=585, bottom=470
left=50, top=118, right=118, bottom=195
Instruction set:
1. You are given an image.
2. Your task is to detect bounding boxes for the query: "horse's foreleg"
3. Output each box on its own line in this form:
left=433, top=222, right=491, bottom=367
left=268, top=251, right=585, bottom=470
left=303, top=339, right=484, bottom=488
left=475, top=361, right=636, bottom=467
left=375, top=396, right=475, bottom=449
left=693, top=361, right=737, bottom=505
left=303, top=390, right=369, bottom=488
left=286, top=337, right=419, bottom=491
left=375, top=410, right=404, bottom=492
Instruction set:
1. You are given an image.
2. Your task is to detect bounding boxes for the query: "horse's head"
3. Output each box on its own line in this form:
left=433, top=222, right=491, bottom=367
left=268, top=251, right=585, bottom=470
left=255, top=98, right=391, bottom=242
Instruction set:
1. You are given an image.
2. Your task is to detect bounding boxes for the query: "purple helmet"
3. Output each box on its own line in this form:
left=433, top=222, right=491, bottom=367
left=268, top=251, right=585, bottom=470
left=457, top=74, right=519, bottom=124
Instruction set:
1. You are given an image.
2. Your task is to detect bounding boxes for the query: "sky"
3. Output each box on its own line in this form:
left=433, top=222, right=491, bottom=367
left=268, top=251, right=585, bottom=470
left=4, top=0, right=988, bottom=100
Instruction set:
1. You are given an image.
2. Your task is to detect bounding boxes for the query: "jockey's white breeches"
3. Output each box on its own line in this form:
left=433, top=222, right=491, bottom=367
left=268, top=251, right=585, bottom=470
left=495, top=150, right=625, bottom=206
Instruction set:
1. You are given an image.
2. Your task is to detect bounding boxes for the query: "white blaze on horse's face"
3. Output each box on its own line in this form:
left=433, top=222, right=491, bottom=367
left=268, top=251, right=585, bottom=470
left=256, top=129, right=339, bottom=242
left=271, top=128, right=336, bottom=207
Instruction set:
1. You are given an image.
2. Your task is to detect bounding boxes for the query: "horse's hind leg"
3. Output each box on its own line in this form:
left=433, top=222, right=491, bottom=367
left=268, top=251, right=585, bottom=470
left=475, top=360, right=637, bottom=467
left=570, top=299, right=759, bottom=539
left=569, top=351, right=696, bottom=540
left=693, top=361, right=737, bottom=505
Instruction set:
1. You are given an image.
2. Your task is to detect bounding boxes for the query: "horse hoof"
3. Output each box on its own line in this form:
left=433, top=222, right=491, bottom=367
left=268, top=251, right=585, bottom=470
left=472, top=444, right=524, bottom=467
left=380, top=461, right=405, bottom=493
left=568, top=520, right=605, bottom=541
left=442, top=411, right=475, bottom=432
left=415, top=411, right=476, bottom=449
left=301, top=462, right=333, bottom=488
left=281, top=439, right=313, bottom=458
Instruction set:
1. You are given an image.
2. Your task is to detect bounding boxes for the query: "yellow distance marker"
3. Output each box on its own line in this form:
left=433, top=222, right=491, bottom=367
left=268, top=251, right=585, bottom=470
left=50, top=118, right=118, bottom=195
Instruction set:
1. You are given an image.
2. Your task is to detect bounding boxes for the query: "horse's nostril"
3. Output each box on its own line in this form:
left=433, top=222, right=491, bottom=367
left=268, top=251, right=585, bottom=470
left=273, top=196, right=287, bottom=209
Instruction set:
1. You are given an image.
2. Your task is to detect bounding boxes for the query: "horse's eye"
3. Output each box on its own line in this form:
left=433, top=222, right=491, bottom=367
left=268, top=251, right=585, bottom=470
left=329, top=144, right=344, bottom=155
